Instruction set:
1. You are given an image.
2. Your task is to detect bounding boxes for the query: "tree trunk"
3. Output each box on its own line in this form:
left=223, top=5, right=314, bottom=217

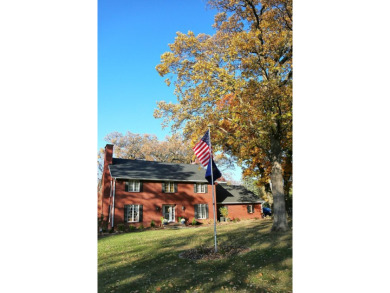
left=269, top=133, right=289, bottom=232
left=270, top=160, right=288, bottom=231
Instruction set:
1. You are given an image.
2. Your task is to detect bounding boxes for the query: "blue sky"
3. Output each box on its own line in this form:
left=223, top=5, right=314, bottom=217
left=98, top=0, right=241, bottom=180
left=98, top=0, right=216, bottom=143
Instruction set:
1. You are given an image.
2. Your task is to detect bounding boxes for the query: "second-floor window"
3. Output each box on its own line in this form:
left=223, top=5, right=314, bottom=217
left=162, top=182, right=177, bottom=193
left=126, top=180, right=141, bottom=192
left=194, top=183, right=207, bottom=193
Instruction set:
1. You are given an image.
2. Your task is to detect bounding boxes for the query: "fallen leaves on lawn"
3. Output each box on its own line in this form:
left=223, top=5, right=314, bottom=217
left=179, top=244, right=250, bottom=261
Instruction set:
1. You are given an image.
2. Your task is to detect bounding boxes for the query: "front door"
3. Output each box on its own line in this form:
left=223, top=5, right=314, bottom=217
left=163, top=205, right=175, bottom=222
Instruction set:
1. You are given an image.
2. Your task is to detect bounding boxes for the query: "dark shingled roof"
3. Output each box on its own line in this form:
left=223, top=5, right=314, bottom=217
left=216, top=183, right=264, bottom=204
left=108, top=158, right=208, bottom=182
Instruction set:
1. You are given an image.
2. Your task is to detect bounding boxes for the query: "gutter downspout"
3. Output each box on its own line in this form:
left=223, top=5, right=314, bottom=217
left=112, top=178, right=116, bottom=227
left=106, top=179, right=113, bottom=227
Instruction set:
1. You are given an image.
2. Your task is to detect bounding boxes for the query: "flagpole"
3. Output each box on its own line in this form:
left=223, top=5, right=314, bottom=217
left=208, top=126, right=218, bottom=253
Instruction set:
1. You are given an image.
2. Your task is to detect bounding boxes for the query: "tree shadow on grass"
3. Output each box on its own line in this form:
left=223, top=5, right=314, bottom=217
left=98, top=219, right=292, bottom=292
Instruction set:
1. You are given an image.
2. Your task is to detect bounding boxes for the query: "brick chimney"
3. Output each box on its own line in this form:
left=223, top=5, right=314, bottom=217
left=100, top=144, right=113, bottom=220
left=104, top=144, right=113, bottom=167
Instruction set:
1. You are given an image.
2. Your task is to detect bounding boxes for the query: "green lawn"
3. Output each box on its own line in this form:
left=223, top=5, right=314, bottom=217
left=98, top=219, right=292, bottom=293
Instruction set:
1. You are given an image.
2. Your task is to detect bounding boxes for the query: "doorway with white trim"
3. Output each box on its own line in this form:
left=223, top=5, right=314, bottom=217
left=162, top=205, right=175, bottom=222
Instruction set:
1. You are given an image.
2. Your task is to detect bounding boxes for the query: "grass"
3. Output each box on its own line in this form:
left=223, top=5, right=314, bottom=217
left=98, top=219, right=292, bottom=293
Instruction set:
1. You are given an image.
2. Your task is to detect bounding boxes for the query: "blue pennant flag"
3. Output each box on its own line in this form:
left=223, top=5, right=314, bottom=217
left=205, top=157, right=222, bottom=185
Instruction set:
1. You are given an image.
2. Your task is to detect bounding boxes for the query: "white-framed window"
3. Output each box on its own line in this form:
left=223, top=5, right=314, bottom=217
left=195, top=204, right=208, bottom=219
left=195, top=183, right=207, bottom=193
left=163, top=182, right=176, bottom=193
left=247, top=205, right=254, bottom=214
left=126, top=180, right=141, bottom=192
left=125, top=204, right=141, bottom=223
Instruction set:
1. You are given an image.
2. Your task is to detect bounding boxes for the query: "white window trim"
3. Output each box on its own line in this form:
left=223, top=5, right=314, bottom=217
left=196, top=183, right=206, bottom=193
left=128, top=180, right=141, bottom=192
left=197, top=204, right=207, bottom=219
left=164, top=182, right=175, bottom=193
left=127, top=204, right=140, bottom=223
left=248, top=205, right=254, bottom=214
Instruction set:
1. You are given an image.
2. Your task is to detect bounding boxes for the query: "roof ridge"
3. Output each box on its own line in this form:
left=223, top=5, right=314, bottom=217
left=112, top=158, right=200, bottom=167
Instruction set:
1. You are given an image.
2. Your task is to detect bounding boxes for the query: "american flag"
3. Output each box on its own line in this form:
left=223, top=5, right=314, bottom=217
left=193, top=130, right=211, bottom=167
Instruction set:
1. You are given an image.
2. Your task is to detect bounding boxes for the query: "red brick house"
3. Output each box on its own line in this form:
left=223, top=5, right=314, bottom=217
left=216, top=184, right=264, bottom=221
left=98, top=144, right=264, bottom=229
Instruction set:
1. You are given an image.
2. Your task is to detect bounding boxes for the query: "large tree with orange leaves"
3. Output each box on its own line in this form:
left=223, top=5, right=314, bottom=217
left=154, top=0, right=292, bottom=231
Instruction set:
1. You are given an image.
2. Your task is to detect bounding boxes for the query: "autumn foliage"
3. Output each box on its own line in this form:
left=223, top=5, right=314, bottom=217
left=155, top=0, right=292, bottom=231
left=98, top=132, right=195, bottom=176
